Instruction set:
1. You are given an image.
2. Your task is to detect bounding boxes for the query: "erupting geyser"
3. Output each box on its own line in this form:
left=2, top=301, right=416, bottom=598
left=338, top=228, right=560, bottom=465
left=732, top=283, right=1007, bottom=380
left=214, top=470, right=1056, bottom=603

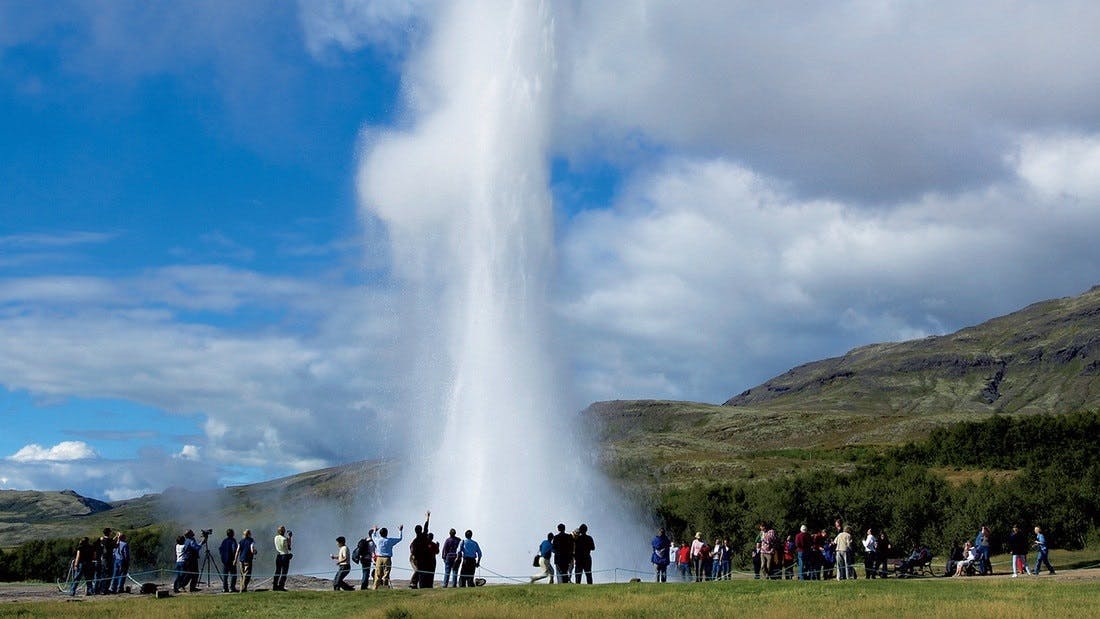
left=357, top=1, right=644, bottom=577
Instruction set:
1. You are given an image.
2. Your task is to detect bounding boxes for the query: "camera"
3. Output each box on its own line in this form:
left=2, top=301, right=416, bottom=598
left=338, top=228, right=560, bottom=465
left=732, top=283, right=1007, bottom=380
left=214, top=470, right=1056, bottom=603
left=287, top=530, right=293, bottom=537
left=201, top=528, right=213, bottom=537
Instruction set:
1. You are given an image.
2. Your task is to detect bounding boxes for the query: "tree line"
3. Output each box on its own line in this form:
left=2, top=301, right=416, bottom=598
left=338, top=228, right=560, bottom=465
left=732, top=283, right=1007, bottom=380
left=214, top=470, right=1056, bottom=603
left=656, top=411, right=1100, bottom=566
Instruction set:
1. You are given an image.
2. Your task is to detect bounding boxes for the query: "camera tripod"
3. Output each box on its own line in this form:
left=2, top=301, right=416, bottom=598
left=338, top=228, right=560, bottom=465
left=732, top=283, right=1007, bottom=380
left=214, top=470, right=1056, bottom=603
left=198, top=534, right=218, bottom=587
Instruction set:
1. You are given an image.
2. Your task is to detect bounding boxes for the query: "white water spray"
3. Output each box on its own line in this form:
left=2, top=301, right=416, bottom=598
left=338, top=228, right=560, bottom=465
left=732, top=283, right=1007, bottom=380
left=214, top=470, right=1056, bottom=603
left=358, top=1, right=645, bottom=579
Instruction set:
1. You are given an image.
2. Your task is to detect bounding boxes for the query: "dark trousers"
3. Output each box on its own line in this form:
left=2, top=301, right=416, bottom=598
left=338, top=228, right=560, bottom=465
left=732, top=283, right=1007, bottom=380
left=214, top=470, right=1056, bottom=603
left=420, top=560, right=436, bottom=588
left=574, top=555, right=593, bottom=584
left=273, top=554, right=291, bottom=590
left=334, top=564, right=353, bottom=590
left=221, top=561, right=237, bottom=591
left=458, top=557, right=477, bottom=587
left=554, top=559, right=572, bottom=583
left=865, top=551, right=877, bottom=578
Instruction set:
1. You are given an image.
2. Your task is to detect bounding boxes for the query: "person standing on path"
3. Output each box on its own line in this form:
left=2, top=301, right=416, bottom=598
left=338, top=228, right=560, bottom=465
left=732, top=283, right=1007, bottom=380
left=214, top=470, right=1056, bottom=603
left=371, top=524, right=404, bottom=589
left=272, top=526, right=293, bottom=591
left=219, top=529, right=238, bottom=593
left=458, top=530, right=483, bottom=588
left=234, top=530, right=257, bottom=592
left=834, top=526, right=854, bottom=580
left=573, top=524, right=596, bottom=584
left=651, top=528, right=671, bottom=583
left=110, top=532, right=130, bottom=594
left=552, top=523, right=574, bottom=584
left=863, top=528, right=878, bottom=579
left=441, top=528, right=461, bottom=588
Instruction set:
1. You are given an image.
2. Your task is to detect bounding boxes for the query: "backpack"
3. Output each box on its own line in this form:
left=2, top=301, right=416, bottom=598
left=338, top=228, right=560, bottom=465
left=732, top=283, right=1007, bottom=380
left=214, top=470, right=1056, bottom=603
left=353, top=538, right=368, bottom=565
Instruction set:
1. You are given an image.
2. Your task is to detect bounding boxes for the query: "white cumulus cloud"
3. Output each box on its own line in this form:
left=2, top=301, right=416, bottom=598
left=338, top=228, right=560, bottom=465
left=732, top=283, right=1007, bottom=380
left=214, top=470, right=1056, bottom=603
left=8, top=441, right=96, bottom=462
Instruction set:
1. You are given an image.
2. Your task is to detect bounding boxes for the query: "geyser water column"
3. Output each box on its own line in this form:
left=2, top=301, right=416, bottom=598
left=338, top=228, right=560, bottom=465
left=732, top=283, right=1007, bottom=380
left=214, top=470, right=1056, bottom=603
left=358, top=1, right=643, bottom=577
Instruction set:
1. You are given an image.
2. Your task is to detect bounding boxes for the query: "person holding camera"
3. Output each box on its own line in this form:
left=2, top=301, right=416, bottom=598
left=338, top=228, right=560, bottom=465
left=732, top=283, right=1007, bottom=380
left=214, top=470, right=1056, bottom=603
left=273, top=526, right=293, bottom=591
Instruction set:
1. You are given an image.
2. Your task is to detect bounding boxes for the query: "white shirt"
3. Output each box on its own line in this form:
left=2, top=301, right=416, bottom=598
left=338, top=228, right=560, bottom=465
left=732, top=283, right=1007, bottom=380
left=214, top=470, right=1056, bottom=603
left=864, top=534, right=877, bottom=553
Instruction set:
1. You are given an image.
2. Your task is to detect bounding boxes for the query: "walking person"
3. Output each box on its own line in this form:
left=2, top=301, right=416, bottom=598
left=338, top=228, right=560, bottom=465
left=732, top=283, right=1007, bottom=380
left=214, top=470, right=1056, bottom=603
left=441, top=528, right=461, bottom=588
left=1032, top=526, right=1056, bottom=575
left=573, top=524, right=596, bottom=584
left=219, top=529, right=239, bottom=593
left=69, top=537, right=94, bottom=596
left=110, top=532, right=130, bottom=594
left=371, top=524, right=404, bottom=589
left=234, top=530, right=257, bottom=592
left=531, top=533, right=555, bottom=583
left=552, top=523, right=574, bottom=584
left=272, top=527, right=293, bottom=591
left=331, top=537, right=355, bottom=590
left=651, top=528, right=671, bottom=583
left=1008, top=525, right=1031, bottom=577
left=458, top=530, right=482, bottom=588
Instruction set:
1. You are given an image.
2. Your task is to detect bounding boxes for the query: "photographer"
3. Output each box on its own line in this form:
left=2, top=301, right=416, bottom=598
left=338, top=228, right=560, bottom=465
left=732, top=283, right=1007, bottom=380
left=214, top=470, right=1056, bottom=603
left=273, top=526, right=293, bottom=591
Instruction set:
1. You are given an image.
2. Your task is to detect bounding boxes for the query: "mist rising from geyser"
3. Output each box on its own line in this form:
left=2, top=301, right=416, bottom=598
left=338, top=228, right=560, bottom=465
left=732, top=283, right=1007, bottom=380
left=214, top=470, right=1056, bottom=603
left=357, top=1, right=646, bottom=579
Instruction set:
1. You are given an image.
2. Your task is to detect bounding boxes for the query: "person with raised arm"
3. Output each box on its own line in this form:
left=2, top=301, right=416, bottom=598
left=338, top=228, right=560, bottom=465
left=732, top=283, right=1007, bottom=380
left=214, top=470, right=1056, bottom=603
left=371, top=523, right=404, bottom=589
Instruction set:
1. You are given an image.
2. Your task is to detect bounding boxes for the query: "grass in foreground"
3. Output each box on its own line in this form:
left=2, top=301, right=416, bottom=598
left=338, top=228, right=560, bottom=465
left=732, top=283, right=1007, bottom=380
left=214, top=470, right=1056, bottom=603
left=2, top=574, right=1098, bottom=619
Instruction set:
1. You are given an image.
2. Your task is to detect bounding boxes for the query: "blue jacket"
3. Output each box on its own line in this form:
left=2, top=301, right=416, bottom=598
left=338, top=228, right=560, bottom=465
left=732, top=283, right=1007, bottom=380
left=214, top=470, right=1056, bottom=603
left=220, top=537, right=238, bottom=564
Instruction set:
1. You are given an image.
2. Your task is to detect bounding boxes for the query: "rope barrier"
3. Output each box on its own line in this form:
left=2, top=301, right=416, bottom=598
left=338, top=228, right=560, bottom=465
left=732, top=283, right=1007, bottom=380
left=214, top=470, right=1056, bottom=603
left=50, top=555, right=1099, bottom=595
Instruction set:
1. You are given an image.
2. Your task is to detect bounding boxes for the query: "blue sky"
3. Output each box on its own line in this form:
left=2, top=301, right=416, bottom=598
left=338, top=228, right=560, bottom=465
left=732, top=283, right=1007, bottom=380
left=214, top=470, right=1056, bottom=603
left=3, top=1, right=1100, bottom=501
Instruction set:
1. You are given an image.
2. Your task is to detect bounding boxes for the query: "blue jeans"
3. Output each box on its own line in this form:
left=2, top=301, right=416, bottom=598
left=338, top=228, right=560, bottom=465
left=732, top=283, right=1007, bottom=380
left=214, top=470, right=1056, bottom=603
left=442, top=557, right=459, bottom=587
left=111, top=560, right=128, bottom=593
left=70, top=562, right=92, bottom=596
left=797, top=551, right=806, bottom=580
left=173, top=561, right=186, bottom=591
left=1034, top=549, right=1054, bottom=574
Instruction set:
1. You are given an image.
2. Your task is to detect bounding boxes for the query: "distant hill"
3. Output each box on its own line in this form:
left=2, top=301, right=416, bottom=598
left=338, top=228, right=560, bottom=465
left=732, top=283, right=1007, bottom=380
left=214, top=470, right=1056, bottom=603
left=7, top=287, right=1100, bottom=545
left=0, top=460, right=394, bottom=548
left=726, top=285, right=1100, bottom=413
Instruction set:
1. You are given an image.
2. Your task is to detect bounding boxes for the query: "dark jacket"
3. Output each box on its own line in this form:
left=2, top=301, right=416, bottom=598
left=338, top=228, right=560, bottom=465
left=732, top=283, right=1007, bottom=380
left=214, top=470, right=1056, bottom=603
left=552, top=532, right=574, bottom=562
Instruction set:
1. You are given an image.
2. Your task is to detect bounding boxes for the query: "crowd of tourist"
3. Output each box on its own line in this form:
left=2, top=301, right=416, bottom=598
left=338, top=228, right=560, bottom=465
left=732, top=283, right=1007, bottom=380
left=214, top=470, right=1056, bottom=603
left=650, top=520, right=1058, bottom=582
left=68, top=514, right=1057, bottom=596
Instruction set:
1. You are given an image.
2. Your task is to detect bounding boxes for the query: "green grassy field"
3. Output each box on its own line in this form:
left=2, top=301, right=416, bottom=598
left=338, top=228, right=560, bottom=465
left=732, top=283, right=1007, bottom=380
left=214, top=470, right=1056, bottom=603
left=3, top=572, right=1098, bottom=618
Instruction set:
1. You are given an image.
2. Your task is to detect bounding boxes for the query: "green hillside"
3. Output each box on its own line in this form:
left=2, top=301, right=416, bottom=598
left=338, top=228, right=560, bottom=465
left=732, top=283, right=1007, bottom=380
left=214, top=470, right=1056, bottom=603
left=726, top=285, right=1100, bottom=414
